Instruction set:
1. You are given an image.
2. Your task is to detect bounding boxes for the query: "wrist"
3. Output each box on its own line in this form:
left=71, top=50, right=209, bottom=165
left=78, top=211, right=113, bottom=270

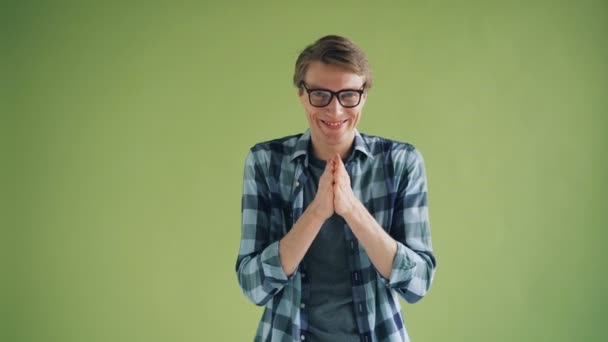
left=341, top=198, right=363, bottom=223
left=307, top=199, right=331, bottom=223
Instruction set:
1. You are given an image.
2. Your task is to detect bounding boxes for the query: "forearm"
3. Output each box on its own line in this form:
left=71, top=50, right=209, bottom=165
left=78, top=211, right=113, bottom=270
left=236, top=205, right=324, bottom=306
left=279, top=203, right=326, bottom=276
left=342, top=200, right=397, bottom=279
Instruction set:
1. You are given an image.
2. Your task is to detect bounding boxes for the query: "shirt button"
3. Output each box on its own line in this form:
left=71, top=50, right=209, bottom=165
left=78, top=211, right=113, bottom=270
left=300, top=334, right=306, bottom=340
left=295, top=181, right=299, bottom=187
left=301, top=273, right=306, bottom=278
left=300, top=303, right=305, bottom=309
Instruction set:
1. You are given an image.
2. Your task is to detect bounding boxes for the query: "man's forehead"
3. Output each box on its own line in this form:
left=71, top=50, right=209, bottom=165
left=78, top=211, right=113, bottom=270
left=304, top=62, right=365, bottom=90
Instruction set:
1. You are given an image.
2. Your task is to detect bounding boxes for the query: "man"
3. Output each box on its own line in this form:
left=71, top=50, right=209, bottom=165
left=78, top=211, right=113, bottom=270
left=236, top=35, right=436, bottom=342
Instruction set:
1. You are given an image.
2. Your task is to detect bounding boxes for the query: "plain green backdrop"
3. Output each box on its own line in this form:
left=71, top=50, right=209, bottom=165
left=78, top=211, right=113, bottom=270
left=5, top=1, right=608, bottom=341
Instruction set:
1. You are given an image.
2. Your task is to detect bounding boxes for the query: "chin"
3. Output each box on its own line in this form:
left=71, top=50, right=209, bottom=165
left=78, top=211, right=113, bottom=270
left=321, top=129, right=353, bottom=144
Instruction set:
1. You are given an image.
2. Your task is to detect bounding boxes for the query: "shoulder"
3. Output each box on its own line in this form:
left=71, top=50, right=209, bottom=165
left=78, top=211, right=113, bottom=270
left=245, top=133, right=303, bottom=167
left=358, top=132, right=427, bottom=178
left=249, top=133, right=302, bottom=155
left=359, top=132, right=419, bottom=158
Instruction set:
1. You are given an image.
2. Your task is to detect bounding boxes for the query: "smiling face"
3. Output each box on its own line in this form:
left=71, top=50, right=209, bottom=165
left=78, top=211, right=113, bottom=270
left=299, top=61, right=367, bottom=160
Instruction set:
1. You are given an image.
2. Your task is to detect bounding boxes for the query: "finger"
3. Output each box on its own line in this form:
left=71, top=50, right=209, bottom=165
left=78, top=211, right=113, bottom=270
left=336, top=173, right=346, bottom=189
left=334, top=164, right=350, bottom=187
left=319, top=163, right=333, bottom=188
left=322, top=159, right=332, bottom=177
left=336, top=156, right=348, bottom=179
left=335, top=156, right=347, bottom=177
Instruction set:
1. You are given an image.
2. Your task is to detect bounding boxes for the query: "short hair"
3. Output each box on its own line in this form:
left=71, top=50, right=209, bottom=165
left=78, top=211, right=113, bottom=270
left=293, top=35, right=372, bottom=93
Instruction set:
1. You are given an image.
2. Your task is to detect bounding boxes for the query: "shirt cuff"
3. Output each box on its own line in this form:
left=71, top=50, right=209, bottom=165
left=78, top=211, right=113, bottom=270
left=380, top=242, right=417, bottom=288
left=260, top=240, right=292, bottom=285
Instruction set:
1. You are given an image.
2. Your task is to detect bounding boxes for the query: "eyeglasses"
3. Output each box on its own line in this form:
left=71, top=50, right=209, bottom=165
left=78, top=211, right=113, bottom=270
left=300, top=82, right=365, bottom=108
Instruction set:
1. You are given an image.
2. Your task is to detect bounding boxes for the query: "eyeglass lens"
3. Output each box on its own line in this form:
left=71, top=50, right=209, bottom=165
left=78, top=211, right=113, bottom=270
left=310, top=90, right=360, bottom=107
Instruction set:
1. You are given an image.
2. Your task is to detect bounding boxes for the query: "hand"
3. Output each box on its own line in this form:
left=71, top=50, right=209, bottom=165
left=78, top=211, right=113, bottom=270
left=308, top=158, right=335, bottom=221
left=332, top=154, right=359, bottom=217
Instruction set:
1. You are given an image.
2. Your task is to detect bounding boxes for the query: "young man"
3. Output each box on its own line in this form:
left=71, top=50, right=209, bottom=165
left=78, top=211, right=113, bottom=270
left=236, top=35, right=436, bottom=342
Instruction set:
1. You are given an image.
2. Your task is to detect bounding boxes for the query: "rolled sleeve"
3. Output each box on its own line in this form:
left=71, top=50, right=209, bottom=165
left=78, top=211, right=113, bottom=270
left=381, top=242, right=417, bottom=288
left=237, top=241, right=290, bottom=306
left=384, top=147, right=437, bottom=303
left=260, top=240, right=289, bottom=284
left=236, top=149, right=293, bottom=306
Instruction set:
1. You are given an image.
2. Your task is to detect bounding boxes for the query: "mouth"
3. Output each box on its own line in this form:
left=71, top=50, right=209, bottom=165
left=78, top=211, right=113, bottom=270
left=321, top=119, right=348, bottom=130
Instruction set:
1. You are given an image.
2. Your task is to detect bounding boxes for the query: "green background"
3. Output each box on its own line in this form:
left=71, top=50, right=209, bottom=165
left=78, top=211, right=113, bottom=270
left=5, top=1, right=607, bottom=341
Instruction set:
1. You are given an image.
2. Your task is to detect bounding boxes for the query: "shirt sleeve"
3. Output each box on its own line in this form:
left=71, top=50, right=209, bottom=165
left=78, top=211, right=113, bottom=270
left=382, top=147, right=437, bottom=304
left=235, top=149, right=291, bottom=306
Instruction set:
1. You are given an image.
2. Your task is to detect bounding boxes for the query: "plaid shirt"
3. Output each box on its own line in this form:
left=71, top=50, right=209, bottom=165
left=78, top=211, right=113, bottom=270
left=236, top=129, right=436, bottom=342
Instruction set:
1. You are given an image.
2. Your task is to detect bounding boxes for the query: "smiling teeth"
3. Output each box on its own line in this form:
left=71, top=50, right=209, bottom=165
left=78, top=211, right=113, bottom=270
left=325, top=121, right=345, bottom=126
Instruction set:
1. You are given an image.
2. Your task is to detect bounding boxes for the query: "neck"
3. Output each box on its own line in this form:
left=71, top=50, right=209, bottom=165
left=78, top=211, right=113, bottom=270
left=310, top=136, right=354, bottom=161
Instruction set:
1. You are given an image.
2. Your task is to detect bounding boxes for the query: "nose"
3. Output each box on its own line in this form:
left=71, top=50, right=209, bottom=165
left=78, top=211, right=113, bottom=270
left=326, top=95, right=345, bottom=116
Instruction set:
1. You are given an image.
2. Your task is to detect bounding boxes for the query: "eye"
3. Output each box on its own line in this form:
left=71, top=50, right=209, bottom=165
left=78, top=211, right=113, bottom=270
left=311, top=90, right=330, bottom=99
left=340, top=91, right=357, bottom=99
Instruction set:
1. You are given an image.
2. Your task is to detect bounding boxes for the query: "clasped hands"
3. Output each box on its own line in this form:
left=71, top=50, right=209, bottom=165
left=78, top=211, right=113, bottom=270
left=310, top=153, right=360, bottom=221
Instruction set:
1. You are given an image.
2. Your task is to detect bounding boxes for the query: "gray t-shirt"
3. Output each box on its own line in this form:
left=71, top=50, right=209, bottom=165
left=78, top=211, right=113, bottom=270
left=302, top=153, right=359, bottom=341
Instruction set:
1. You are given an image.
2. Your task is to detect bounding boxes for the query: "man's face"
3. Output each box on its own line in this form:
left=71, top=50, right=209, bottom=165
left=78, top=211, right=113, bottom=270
left=299, top=62, right=367, bottom=152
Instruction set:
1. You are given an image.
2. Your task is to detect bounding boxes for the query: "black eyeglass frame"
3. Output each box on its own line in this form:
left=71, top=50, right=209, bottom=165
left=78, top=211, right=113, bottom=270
left=300, top=82, right=366, bottom=108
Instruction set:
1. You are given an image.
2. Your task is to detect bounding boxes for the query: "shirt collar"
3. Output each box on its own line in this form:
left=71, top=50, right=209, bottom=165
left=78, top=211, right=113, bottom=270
left=290, top=129, right=374, bottom=163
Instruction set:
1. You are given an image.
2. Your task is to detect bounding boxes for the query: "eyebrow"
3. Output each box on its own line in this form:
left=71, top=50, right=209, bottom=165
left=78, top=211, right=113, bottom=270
left=306, top=84, right=364, bottom=91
